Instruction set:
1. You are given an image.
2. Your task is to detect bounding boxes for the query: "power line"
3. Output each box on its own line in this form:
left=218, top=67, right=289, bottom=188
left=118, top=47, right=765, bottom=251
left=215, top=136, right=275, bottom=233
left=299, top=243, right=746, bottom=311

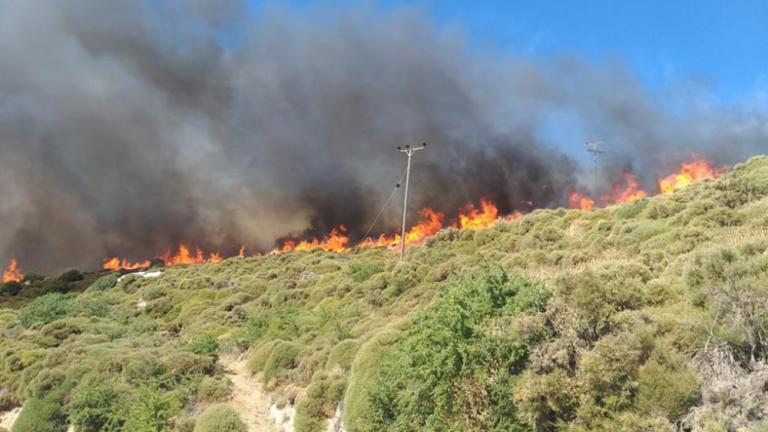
left=585, top=140, right=608, bottom=192
left=397, top=142, right=426, bottom=261
left=360, top=167, right=407, bottom=242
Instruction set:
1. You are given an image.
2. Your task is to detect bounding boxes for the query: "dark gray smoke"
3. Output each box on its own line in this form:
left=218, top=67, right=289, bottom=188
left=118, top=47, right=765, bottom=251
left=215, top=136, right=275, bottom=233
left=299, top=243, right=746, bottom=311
left=0, top=1, right=765, bottom=272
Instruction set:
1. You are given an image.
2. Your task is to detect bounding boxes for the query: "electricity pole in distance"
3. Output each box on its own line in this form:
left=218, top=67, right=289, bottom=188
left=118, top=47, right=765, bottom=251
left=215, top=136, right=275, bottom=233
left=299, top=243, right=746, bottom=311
left=397, top=142, right=426, bottom=261
left=585, top=140, right=607, bottom=192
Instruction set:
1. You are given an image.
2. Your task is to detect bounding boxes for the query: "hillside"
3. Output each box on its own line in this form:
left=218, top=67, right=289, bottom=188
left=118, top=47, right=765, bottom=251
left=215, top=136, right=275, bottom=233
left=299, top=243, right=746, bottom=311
left=2, top=155, right=768, bottom=432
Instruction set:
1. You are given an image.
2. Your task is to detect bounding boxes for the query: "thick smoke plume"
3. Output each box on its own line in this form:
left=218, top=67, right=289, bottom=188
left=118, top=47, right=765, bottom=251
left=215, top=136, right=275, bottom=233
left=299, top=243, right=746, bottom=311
left=0, top=1, right=765, bottom=272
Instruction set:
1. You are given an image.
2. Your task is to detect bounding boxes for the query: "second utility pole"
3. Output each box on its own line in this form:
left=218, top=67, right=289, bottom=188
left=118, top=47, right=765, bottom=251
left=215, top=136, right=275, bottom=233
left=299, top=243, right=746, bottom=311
left=397, top=142, right=426, bottom=261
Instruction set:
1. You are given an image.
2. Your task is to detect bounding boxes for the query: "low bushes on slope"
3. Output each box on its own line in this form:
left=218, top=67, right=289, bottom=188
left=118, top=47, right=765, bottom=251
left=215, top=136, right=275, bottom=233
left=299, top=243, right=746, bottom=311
left=358, top=269, right=548, bottom=432
left=193, top=404, right=246, bottom=432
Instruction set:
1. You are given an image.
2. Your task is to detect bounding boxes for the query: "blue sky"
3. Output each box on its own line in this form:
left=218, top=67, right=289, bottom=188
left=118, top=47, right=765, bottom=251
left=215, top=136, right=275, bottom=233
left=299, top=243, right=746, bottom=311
left=249, top=0, right=768, bottom=106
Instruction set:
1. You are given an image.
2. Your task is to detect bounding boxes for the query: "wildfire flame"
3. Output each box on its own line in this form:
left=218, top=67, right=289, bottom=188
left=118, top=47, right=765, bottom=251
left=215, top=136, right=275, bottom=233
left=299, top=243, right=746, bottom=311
left=2, top=258, right=23, bottom=283
left=98, top=157, right=726, bottom=269
left=161, top=244, right=223, bottom=266
left=658, top=158, right=716, bottom=195
left=568, top=191, right=595, bottom=211
left=279, top=226, right=350, bottom=253
left=610, top=173, right=648, bottom=204
left=360, top=207, right=445, bottom=249
left=102, top=257, right=151, bottom=271
left=458, top=199, right=499, bottom=229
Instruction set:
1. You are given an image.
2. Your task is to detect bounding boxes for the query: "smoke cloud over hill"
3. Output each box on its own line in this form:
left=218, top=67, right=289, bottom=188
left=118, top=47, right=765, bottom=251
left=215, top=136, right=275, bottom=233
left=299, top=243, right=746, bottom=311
left=0, top=1, right=766, bottom=272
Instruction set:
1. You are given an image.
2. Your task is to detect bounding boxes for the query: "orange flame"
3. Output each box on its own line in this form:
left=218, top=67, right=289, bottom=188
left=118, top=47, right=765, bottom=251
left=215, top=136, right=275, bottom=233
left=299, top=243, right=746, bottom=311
left=280, top=226, right=350, bottom=253
left=2, top=258, right=23, bottom=283
left=403, top=208, right=444, bottom=245
left=458, top=199, right=499, bottom=229
left=568, top=191, right=595, bottom=211
left=360, top=207, right=444, bottom=249
left=610, top=173, right=647, bottom=204
left=161, top=244, right=224, bottom=266
left=658, top=158, right=716, bottom=195
left=102, top=257, right=151, bottom=271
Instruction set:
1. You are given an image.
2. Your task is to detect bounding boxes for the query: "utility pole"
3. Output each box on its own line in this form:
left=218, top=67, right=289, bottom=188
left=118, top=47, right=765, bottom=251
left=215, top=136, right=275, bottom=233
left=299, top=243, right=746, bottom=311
left=397, top=142, right=426, bottom=261
left=585, top=140, right=607, bottom=192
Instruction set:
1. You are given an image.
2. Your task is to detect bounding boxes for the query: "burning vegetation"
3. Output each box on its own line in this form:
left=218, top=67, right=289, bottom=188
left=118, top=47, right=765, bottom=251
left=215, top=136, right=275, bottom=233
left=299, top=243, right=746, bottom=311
left=88, top=157, right=721, bottom=273
left=2, top=258, right=22, bottom=283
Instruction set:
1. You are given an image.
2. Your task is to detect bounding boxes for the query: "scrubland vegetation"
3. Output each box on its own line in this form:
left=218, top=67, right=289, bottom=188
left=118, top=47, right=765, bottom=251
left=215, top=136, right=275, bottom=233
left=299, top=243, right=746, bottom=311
left=3, top=155, right=768, bottom=431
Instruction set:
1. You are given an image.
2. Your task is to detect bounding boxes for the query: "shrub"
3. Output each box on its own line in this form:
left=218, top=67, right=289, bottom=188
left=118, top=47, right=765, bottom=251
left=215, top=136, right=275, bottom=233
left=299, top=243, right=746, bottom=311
left=80, top=298, right=111, bottom=317
left=513, top=369, right=579, bottom=431
left=348, top=262, right=383, bottom=283
left=193, top=404, right=246, bottom=432
left=635, top=359, right=700, bottom=419
left=295, top=372, right=346, bottom=432
left=0, top=392, right=18, bottom=411
left=1, top=281, right=23, bottom=296
left=364, top=270, right=536, bottom=432
left=12, top=385, right=69, bottom=432
left=89, top=273, right=119, bottom=291
left=262, top=341, right=301, bottom=385
left=197, top=376, right=232, bottom=402
left=185, top=334, right=220, bottom=357
left=18, top=293, right=76, bottom=328
left=122, top=386, right=180, bottom=432
left=326, top=339, right=360, bottom=371
left=67, top=379, right=126, bottom=432
left=60, top=269, right=84, bottom=283
left=247, top=340, right=280, bottom=374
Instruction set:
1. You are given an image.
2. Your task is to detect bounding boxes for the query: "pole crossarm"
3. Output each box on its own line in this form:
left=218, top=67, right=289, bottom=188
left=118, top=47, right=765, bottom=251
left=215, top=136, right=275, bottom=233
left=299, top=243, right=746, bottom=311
left=396, top=143, right=426, bottom=261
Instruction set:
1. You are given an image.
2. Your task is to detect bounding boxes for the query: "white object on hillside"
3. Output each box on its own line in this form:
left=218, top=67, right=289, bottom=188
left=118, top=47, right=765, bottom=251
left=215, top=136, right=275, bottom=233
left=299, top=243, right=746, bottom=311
left=118, top=270, right=163, bottom=282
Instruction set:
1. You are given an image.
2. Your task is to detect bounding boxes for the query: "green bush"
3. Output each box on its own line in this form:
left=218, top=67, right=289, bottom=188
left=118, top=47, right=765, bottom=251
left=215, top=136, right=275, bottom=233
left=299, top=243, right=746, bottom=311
left=326, top=339, right=360, bottom=371
left=12, top=385, right=69, bottom=432
left=60, top=269, right=84, bottom=283
left=1, top=281, right=23, bottom=296
left=247, top=340, right=280, bottom=374
left=18, top=293, right=76, bottom=327
left=364, top=270, right=538, bottom=432
left=89, top=273, right=119, bottom=291
left=122, top=386, right=180, bottom=432
left=185, top=334, right=220, bottom=357
left=193, top=404, right=246, bottom=432
left=348, top=262, right=383, bottom=283
left=262, top=341, right=301, bottom=385
left=80, top=298, right=111, bottom=317
left=67, top=379, right=126, bottom=432
left=635, top=359, right=700, bottom=419
left=296, top=372, right=347, bottom=432
left=197, top=376, right=232, bottom=402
